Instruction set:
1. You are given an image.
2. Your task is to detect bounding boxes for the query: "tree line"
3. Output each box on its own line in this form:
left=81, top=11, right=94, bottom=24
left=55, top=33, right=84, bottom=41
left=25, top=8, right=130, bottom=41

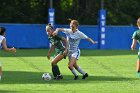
left=0, top=0, right=140, bottom=25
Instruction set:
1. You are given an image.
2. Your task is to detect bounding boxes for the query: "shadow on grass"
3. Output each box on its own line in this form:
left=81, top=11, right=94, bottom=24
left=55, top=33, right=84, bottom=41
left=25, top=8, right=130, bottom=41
left=81, top=50, right=138, bottom=56
left=0, top=49, right=138, bottom=57
left=0, top=90, right=19, bottom=93
left=0, top=71, right=138, bottom=84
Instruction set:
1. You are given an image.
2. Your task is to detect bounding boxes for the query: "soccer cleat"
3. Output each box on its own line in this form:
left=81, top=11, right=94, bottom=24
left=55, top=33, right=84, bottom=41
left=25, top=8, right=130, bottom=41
left=57, top=75, right=63, bottom=80
left=53, top=77, right=57, bottom=80
left=82, top=73, right=88, bottom=79
left=74, top=76, right=79, bottom=80
left=54, top=75, right=63, bottom=80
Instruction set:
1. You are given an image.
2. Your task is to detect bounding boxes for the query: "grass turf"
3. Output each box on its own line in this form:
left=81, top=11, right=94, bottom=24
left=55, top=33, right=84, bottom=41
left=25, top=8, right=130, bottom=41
left=0, top=49, right=140, bottom=93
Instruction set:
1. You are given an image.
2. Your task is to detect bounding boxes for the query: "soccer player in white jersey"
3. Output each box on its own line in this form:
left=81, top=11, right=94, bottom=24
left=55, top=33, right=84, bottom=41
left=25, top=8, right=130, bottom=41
left=53, top=20, right=96, bottom=80
left=0, top=27, right=16, bottom=80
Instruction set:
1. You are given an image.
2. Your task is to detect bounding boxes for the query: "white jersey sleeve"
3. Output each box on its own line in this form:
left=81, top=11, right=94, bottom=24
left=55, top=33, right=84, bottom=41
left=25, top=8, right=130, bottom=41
left=0, top=36, right=5, bottom=44
left=63, top=28, right=71, bottom=35
left=0, top=36, right=5, bottom=48
left=78, top=31, right=88, bottom=39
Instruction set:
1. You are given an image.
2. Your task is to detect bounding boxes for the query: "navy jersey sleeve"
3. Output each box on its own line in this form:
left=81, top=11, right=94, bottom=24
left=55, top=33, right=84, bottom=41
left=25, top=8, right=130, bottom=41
left=55, top=34, right=63, bottom=40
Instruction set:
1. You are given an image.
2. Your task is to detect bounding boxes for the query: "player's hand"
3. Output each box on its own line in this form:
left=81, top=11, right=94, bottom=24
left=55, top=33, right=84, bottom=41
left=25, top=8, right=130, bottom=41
left=63, top=50, right=67, bottom=56
left=11, top=47, right=16, bottom=53
left=47, top=54, right=50, bottom=60
left=93, top=41, right=97, bottom=44
left=131, top=45, right=135, bottom=51
left=52, top=31, right=58, bottom=36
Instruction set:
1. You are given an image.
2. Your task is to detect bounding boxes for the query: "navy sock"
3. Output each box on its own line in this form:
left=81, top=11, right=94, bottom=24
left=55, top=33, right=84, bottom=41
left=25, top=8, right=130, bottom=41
left=52, top=66, right=57, bottom=77
left=52, top=65, right=60, bottom=77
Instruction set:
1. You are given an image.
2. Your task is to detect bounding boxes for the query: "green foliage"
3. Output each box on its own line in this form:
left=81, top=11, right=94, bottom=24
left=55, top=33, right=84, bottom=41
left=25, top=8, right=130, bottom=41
left=0, top=0, right=140, bottom=25
left=105, top=0, right=140, bottom=25
left=60, top=0, right=73, bottom=11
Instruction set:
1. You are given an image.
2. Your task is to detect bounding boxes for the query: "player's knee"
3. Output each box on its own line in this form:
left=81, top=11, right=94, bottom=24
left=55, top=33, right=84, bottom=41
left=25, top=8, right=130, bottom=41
left=51, top=61, right=57, bottom=66
left=74, top=66, right=78, bottom=69
left=68, top=64, right=73, bottom=69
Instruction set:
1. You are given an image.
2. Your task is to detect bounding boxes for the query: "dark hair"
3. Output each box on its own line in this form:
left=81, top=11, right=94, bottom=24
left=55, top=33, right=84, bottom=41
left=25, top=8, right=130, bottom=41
left=47, top=23, right=53, bottom=29
left=0, top=27, right=6, bottom=35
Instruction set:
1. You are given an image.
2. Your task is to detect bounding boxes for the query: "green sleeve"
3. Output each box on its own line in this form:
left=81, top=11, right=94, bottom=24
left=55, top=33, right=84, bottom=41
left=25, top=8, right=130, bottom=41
left=132, top=31, right=138, bottom=40
left=55, top=34, right=62, bottom=40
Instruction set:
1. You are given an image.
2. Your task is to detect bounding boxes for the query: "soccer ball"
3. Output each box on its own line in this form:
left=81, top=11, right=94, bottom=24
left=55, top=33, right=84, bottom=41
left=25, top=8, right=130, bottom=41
left=42, top=73, right=51, bottom=81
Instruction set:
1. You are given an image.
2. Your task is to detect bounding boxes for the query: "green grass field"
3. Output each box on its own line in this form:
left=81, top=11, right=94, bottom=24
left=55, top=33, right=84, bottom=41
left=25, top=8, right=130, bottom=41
left=0, top=49, right=140, bottom=93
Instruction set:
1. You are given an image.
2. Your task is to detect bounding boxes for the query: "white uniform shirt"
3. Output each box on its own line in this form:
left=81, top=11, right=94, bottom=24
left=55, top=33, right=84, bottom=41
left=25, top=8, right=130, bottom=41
left=0, top=35, right=5, bottom=48
left=63, top=29, right=88, bottom=52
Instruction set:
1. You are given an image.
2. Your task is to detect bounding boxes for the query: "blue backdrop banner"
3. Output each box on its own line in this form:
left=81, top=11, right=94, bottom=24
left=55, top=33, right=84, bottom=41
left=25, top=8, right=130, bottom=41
left=98, top=9, right=106, bottom=49
left=0, top=23, right=137, bottom=49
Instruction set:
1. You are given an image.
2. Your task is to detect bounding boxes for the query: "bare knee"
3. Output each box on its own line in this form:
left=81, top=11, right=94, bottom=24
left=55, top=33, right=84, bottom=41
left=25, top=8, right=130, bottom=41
left=74, top=64, right=79, bottom=69
left=51, top=61, right=57, bottom=66
left=68, top=64, right=73, bottom=70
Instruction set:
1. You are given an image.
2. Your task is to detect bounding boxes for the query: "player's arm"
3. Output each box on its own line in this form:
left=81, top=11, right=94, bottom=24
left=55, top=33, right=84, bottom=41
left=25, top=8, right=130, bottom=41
left=86, top=38, right=97, bottom=44
left=47, top=44, right=54, bottom=60
left=131, top=31, right=138, bottom=51
left=131, top=39, right=137, bottom=51
left=2, top=38, right=16, bottom=52
left=79, top=31, right=97, bottom=44
left=61, top=37, right=68, bottom=56
left=52, top=28, right=65, bottom=36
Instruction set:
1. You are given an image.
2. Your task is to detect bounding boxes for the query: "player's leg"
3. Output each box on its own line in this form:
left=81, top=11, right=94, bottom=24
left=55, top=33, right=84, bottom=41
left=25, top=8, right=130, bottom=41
left=73, top=49, right=85, bottom=75
left=136, top=51, right=140, bottom=77
left=136, top=59, right=140, bottom=72
left=74, top=63, right=88, bottom=79
left=68, top=57, right=79, bottom=80
left=51, top=54, right=64, bottom=79
left=72, top=49, right=88, bottom=79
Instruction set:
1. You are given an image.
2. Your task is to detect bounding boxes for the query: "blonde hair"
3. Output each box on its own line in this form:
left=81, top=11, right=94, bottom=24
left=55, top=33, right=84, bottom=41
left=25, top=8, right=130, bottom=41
left=71, top=20, right=79, bottom=27
left=137, top=18, right=140, bottom=27
left=46, top=23, right=53, bottom=30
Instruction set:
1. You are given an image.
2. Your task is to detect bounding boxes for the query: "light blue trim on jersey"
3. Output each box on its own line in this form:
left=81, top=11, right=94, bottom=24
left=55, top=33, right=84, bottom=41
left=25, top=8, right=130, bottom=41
left=76, top=49, right=80, bottom=59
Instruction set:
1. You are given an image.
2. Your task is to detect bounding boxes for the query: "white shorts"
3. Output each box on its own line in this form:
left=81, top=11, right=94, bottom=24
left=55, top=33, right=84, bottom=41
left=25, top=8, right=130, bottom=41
left=68, top=49, right=80, bottom=60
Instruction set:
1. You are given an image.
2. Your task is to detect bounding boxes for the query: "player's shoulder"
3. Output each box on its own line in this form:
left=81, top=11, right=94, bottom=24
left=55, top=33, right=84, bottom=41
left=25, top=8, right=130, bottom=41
left=64, top=28, right=71, bottom=31
left=55, top=34, right=63, bottom=39
left=77, top=29, right=85, bottom=34
left=134, top=29, right=140, bottom=34
left=135, top=28, right=140, bottom=32
left=0, top=35, right=5, bottom=39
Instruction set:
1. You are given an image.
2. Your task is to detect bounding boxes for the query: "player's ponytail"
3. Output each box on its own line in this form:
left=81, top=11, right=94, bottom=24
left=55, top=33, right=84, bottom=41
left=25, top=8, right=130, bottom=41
left=47, top=23, right=53, bottom=30
left=137, top=18, right=140, bottom=28
left=0, top=27, right=6, bottom=35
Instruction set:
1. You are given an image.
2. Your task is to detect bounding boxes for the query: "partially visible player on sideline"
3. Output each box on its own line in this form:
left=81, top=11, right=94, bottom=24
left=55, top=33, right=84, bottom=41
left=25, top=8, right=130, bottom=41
left=46, top=24, right=68, bottom=80
left=53, top=20, right=97, bottom=80
left=0, top=27, right=16, bottom=80
left=131, top=18, right=140, bottom=76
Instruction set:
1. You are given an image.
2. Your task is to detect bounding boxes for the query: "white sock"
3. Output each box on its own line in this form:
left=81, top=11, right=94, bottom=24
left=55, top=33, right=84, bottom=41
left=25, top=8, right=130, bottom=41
left=76, top=66, right=86, bottom=75
left=71, top=69, right=78, bottom=76
left=0, top=76, right=1, bottom=80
